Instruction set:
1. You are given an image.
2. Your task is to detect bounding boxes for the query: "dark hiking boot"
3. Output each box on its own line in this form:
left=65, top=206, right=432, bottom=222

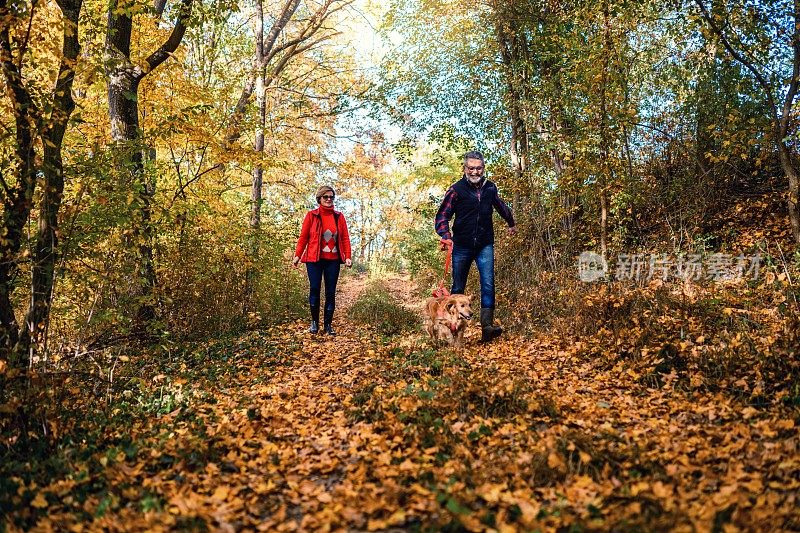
left=480, top=307, right=503, bottom=343
left=323, top=308, right=336, bottom=336
left=310, top=304, right=320, bottom=334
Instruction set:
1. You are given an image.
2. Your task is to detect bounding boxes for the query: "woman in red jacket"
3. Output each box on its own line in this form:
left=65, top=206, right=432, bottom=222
left=292, top=186, right=352, bottom=335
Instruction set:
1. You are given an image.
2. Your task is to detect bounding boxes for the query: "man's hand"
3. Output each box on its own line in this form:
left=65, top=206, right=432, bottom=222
left=508, top=226, right=517, bottom=236
left=345, top=258, right=353, bottom=268
left=440, top=238, right=453, bottom=251
left=292, top=256, right=300, bottom=268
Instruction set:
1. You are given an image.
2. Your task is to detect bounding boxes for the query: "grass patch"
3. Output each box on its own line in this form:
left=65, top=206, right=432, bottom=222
left=348, top=282, right=420, bottom=336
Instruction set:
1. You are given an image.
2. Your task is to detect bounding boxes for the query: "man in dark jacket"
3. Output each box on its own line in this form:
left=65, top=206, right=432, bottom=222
left=435, top=151, right=517, bottom=343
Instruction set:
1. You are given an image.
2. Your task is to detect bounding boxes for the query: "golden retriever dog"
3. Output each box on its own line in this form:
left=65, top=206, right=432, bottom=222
left=424, top=294, right=473, bottom=348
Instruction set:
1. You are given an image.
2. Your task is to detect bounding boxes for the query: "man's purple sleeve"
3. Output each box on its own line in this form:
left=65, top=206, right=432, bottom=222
left=435, top=188, right=457, bottom=240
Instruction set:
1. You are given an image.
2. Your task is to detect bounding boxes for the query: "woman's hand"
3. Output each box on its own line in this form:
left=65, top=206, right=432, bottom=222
left=345, top=258, right=352, bottom=268
left=292, top=256, right=300, bottom=268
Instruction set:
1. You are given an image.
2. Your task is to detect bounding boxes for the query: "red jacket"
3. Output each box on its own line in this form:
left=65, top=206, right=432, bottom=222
left=294, top=207, right=352, bottom=263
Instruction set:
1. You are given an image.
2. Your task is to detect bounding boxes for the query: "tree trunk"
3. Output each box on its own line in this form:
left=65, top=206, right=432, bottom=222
left=14, top=0, right=83, bottom=360
left=0, top=6, right=39, bottom=362
left=251, top=0, right=266, bottom=231
left=107, top=70, right=158, bottom=325
left=225, top=0, right=303, bottom=147
left=104, top=0, right=193, bottom=329
left=780, top=143, right=800, bottom=243
left=244, top=0, right=267, bottom=312
left=598, top=0, right=613, bottom=258
left=694, top=0, right=800, bottom=245
left=492, top=3, right=529, bottom=183
left=781, top=0, right=800, bottom=244
left=0, top=195, right=29, bottom=361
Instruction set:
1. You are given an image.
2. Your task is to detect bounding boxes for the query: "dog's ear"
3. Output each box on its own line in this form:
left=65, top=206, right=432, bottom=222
left=445, top=300, right=457, bottom=314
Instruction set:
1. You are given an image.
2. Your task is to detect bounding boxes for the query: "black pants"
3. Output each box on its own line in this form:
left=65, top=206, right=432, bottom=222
left=306, top=259, right=341, bottom=314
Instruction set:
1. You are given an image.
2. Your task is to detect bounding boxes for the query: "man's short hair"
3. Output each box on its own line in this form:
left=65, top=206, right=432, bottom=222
left=463, top=151, right=485, bottom=165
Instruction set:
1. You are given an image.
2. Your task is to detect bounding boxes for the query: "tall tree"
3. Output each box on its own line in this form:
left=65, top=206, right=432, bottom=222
left=694, top=0, right=800, bottom=245
left=243, top=0, right=352, bottom=310
left=1, top=0, right=84, bottom=364
left=104, top=0, right=194, bottom=327
left=16, top=0, right=84, bottom=360
left=490, top=0, right=531, bottom=182
left=248, top=0, right=350, bottom=231
left=0, top=0, right=39, bottom=357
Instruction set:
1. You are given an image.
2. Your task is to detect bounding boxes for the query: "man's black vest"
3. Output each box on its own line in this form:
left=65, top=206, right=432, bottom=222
left=451, top=176, right=499, bottom=250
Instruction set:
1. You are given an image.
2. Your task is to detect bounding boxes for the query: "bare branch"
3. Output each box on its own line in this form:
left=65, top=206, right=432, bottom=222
left=170, top=162, right=220, bottom=205
left=141, top=0, right=194, bottom=77
left=0, top=168, right=12, bottom=202
left=780, top=0, right=800, bottom=138
left=263, top=0, right=351, bottom=66
left=262, top=0, right=302, bottom=60
left=16, top=0, right=39, bottom=71
left=265, top=33, right=339, bottom=88
left=154, top=0, right=167, bottom=17
left=226, top=71, right=257, bottom=145
left=281, top=124, right=355, bottom=139
left=223, top=0, right=351, bottom=150
left=693, top=0, right=777, bottom=116
left=168, top=143, right=185, bottom=193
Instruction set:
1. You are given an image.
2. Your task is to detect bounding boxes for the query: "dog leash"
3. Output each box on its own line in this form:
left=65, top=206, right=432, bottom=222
left=432, top=243, right=452, bottom=298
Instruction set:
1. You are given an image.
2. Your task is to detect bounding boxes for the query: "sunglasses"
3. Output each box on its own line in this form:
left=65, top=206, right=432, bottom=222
left=321, top=195, right=335, bottom=200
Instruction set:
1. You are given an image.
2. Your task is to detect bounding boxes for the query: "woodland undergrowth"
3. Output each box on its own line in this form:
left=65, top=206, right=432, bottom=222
left=1, top=194, right=798, bottom=531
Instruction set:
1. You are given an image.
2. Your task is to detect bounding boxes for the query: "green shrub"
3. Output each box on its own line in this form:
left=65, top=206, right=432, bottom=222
left=348, top=283, right=419, bottom=336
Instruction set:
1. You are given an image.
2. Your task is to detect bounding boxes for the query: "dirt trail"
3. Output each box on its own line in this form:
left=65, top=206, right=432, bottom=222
left=20, top=277, right=799, bottom=531
left=336, top=271, right=426, bottom=314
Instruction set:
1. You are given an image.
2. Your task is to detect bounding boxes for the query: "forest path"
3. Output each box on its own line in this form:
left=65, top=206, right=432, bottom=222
left=18, top=277, right=799, bottom=531
left=336, top=270, right=426, bottom=314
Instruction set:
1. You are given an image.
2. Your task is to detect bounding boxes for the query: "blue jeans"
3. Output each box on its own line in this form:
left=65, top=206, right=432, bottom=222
left=451, top=243, right=495, bottom=309
left=306, top=259, right=341, bottom=312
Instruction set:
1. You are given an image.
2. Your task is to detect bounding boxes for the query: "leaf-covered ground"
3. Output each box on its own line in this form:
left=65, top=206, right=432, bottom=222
left=2, top=275, right=799, bottom=531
